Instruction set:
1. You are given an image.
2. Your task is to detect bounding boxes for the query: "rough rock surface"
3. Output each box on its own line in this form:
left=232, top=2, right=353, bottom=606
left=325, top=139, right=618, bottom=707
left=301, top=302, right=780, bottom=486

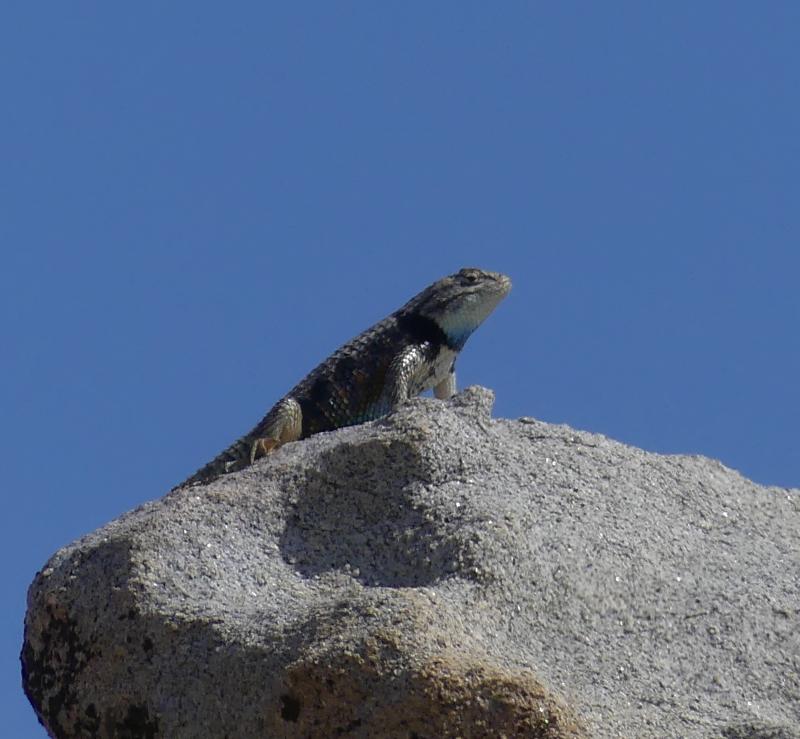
left=22, top=387, right=799, bottom=738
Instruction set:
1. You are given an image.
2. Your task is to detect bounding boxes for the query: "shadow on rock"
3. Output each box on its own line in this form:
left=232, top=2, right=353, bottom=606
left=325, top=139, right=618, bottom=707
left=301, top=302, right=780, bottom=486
left=278, top=434, right=474, bottom=588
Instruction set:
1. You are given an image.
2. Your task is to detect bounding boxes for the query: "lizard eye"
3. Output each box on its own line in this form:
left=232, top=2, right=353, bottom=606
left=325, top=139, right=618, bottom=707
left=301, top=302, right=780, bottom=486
left=461, top=270, right=479, bottom=284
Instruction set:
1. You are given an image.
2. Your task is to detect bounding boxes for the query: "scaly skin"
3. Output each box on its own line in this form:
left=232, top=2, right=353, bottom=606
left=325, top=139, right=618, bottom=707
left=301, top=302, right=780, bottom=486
left=177, top=267, right=511, bottom=487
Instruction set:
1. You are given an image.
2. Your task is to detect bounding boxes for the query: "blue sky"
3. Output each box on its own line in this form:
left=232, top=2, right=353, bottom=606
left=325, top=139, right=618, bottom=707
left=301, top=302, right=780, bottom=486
left=3, top=5, right=798, bottom=735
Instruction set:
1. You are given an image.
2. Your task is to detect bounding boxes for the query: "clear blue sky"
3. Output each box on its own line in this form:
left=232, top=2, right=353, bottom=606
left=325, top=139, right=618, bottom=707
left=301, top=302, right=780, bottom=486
left=3, top=5, right=798, bottom=735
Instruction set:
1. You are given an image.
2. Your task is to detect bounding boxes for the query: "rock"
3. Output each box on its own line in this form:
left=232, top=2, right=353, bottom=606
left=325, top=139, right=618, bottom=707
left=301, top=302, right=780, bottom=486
left=22, top=387, right=799, bottom=738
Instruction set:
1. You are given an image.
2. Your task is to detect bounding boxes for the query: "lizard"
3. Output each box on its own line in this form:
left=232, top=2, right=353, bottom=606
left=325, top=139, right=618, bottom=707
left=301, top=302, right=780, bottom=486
left=176, top=267, right=511, bottom=488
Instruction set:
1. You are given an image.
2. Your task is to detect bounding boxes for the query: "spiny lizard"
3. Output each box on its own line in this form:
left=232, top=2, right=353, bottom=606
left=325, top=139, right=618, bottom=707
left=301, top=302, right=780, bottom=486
left=177, top=267, right=511, bottom=487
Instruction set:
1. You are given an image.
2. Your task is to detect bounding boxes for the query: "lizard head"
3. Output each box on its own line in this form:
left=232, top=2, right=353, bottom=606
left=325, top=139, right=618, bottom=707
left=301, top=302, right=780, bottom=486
left=410, top=267, right=511, bottom=350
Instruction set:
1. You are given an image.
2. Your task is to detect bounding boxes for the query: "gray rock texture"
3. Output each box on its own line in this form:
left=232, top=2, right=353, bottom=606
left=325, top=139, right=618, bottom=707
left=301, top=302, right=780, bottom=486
left=22, top=387, right=799, bottom=738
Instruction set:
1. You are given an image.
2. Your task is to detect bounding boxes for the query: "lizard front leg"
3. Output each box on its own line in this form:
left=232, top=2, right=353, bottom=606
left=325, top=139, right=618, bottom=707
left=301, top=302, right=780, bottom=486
left=385, top=344, right=432, bottom=407
left=433, top=370, right=456, bottom=399
left=249, top=396, right=303, bottom=463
